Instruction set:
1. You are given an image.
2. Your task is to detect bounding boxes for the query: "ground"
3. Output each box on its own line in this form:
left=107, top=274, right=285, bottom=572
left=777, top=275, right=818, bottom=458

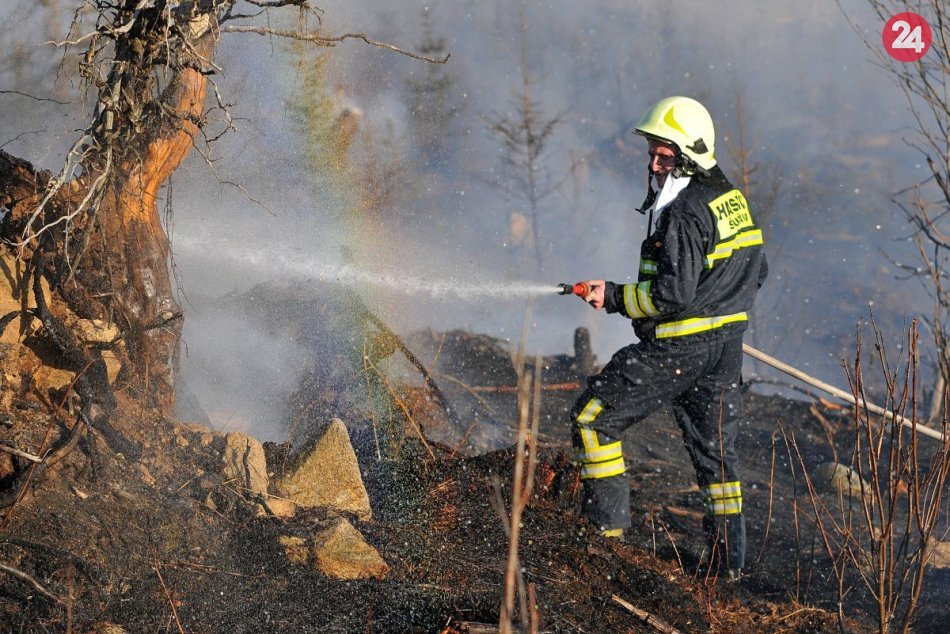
left=0, top=316, right=947, bottom=633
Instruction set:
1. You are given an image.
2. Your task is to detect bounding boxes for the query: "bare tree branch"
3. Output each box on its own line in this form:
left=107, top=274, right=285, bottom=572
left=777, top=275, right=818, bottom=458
left=219, top=25, right=450, bottom=63
left=0, top=90, right=71, bottom=105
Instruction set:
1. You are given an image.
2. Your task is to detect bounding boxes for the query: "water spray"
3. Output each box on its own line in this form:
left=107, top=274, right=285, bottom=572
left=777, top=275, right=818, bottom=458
left=176, top=236, right=565, bottom=300
left=556, top=282, right=591, bottom=298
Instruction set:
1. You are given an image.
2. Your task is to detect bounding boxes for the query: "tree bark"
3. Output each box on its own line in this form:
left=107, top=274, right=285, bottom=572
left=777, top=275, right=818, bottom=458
left=92, top=34, right=213, bottom=410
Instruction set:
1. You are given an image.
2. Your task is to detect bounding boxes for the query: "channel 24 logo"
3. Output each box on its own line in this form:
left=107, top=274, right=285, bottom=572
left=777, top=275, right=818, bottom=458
left=883, top=12, right=932, bottom=62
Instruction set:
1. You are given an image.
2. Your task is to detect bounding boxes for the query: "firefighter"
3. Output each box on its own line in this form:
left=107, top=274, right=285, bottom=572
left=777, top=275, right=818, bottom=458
left=570, top=96, right=767, bottom=580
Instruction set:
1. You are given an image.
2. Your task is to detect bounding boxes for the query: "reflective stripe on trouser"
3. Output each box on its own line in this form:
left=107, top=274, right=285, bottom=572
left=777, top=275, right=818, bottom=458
left=571, top=397, right=630, bottom=531
left=671, top=343, right=745, bottom=572
left=574, top=398, right=625, bottom=479
left=701, top=481, right=744, bottom=571
left=570, top=337, right=746, bottom=568
left=701, top=481, right=742, bottom=516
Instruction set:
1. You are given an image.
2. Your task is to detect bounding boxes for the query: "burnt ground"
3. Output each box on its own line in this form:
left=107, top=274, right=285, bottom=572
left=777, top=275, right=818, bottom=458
left=1, top=294, right=948, bottom=633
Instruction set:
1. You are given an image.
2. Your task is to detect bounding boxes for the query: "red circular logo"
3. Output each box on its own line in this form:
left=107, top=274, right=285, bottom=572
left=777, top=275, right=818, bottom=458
left=883, top=12, right=932, bottom=62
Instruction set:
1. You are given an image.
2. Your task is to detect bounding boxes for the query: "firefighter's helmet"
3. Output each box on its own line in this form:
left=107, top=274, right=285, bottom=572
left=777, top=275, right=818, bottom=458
left=634, top=96, right=716, bottom=172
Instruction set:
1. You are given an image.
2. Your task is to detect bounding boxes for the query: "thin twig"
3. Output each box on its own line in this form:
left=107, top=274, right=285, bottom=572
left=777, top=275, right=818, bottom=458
left=0, top=562, right=64, bottom=604
left=151, top=559, right=185, bottom=634
left=0, top=445, right=43, bottom=463
left=610, top=594, right=680, bottom=634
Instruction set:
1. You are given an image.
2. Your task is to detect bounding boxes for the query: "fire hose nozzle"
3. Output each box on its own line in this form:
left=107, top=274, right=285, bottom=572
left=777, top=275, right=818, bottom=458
left=556, top=282, right=591, bottom=297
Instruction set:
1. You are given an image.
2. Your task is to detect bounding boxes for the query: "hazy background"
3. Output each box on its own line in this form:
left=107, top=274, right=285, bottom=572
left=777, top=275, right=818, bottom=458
left=0, top=0, right=934, bottom=440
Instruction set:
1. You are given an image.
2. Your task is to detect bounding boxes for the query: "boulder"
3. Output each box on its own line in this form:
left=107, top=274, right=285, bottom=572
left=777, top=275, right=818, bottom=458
left=279, top=535, right=309, bottom=565
left=272, top=418, right=372, bottom=519
left=266, top=497, right=296, bottom=518
left=222, top=432, right=269, bottom=500
left=311, top=517, right=389, bottom=580
left=0, top=253, right=46, bottom=346
left=812, top=462, right=871, bottom=497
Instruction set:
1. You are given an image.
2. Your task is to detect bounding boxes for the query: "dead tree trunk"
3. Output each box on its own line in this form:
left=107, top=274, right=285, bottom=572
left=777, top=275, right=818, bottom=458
left=88, top=36, right=212, bottom=409
left=68, top=12, right=215, bottom=410
left=0, top=4, right=218, bottom=412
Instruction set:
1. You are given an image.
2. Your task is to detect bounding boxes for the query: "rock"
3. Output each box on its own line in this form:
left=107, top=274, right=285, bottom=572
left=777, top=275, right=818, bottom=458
left=266, top=497, right=296, bottom=518
left=0, top=253, right=46, bottom=345
left=311, top=517, right=389, bottom=580
left=0, top=257, right=122, bottom=395
left=88, top=623, right=128, bottom=634
left=272, top=418, right=372, bottom=519
left=135, top=463, right=156, bottom=487
left=100, top=350, right=121, bottom=385
left=30, top=365, right=75, bottom=394
left=74, top=319, right=119, bottom=344
left=812, top=462, right=871, bottom=497
left=279, top=535, right=309, bottom=565
left=222, top=432, right=269, bottom=500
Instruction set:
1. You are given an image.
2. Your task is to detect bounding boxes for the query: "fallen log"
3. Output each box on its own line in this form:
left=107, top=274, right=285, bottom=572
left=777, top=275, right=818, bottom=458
left=465, top=382, right=580, bottom=393
left=743, top=343, right=946, bottom=442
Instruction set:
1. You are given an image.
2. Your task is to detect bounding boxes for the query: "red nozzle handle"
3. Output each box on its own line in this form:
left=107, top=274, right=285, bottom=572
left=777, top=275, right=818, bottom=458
left=573, top=282, right=591, bottom=297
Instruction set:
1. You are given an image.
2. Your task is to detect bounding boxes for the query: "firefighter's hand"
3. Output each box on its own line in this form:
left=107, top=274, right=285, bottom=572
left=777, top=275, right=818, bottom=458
left=582, top=280, right=605, bottom=309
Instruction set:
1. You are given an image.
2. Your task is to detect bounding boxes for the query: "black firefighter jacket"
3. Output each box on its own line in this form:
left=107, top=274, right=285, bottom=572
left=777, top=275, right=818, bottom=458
left=603, top=165, right=768, bottom=346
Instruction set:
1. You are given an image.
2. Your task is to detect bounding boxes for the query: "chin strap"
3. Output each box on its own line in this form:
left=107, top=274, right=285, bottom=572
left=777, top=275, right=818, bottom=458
left=636, top=171, right=657, bottom=234
left=636, top=170, right=657, bottom=214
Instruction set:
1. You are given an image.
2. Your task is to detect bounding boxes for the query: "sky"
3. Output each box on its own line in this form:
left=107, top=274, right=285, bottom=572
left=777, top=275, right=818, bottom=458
left=0, top=0, right=940, bottom=439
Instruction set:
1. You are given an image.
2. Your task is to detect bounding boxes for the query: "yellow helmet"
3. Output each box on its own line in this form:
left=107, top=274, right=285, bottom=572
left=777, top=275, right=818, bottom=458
left=634, top=96, right=716, bottom=172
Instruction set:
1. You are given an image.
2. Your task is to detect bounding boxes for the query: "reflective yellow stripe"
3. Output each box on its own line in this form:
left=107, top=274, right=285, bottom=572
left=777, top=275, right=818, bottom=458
left=707, top=499, right=742, bottom=515
left=581, top=456, right=626, bottom=479
left=575, top=440, right=623, bottom=463
left=706, top=481, right=742, bottom=497
left=705, top=228, right=763, bottom=268
left=580, top=427, right=599, bottom=451
left=623, top=281, right=660, bottom=319
left=602, top=528, right=624, bottom=538
left=637, top=281, right=660, bottom=316
left=655, top=312, right=747, bottom=338
left=575, top=411, right=625, bottom=478
left=623, top=284, right=642, bottom=318
left=576, top=399, right=603, bottom=424
left=640, top=259, right=658, bottom=275
left=701, top=481, right=742, bottom=515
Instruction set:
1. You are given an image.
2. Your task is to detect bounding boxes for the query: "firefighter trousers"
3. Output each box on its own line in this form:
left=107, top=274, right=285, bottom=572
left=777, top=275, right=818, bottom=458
left=570, top=335, right=746, bottom=571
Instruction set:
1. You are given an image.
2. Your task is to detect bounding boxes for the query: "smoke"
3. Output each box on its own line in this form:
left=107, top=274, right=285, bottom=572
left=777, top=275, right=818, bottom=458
left=1, top=1, right=934, bottom=440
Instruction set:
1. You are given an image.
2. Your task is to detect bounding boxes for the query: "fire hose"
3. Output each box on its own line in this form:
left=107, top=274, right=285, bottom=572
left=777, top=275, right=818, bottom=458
left=557, top=282, right=946, bottom=442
